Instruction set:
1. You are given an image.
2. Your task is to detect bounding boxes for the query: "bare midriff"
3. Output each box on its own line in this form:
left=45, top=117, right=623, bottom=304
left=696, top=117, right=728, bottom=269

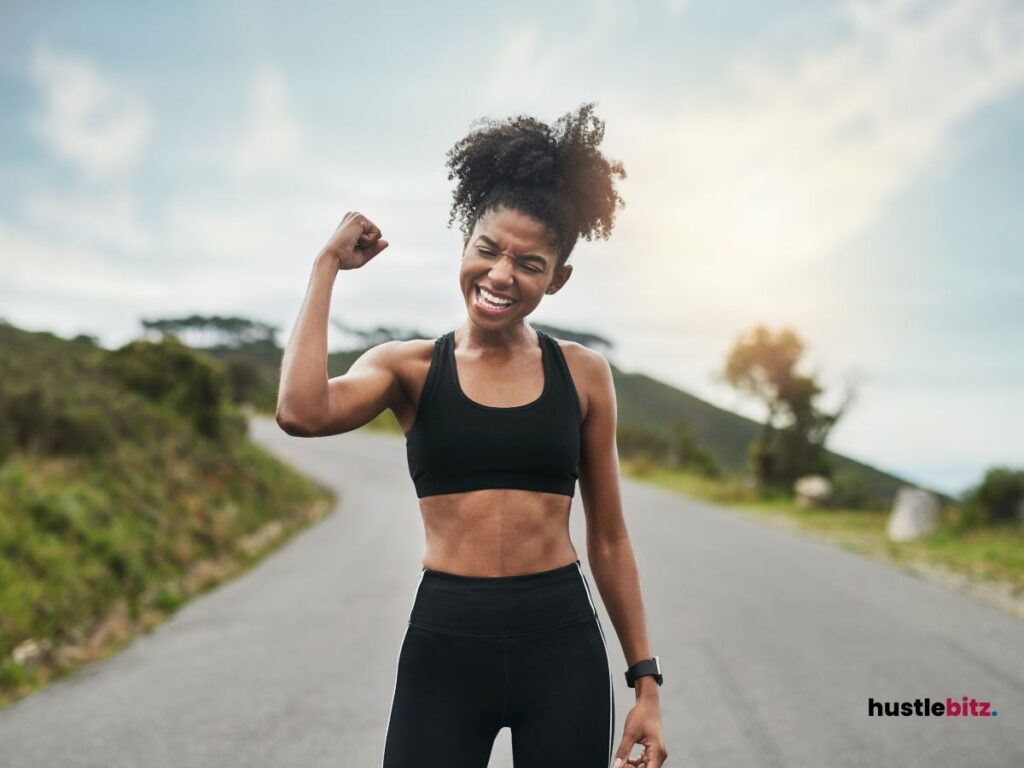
left=418, top=488, right=578, bottom=577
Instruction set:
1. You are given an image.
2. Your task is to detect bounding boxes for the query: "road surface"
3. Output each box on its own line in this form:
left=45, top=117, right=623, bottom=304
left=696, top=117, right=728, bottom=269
left=1, top=417, right=1022, bottom=767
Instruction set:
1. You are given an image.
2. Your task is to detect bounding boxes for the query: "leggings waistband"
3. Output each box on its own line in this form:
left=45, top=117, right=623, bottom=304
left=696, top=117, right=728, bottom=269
left=409, top=559, right=598, bottom=638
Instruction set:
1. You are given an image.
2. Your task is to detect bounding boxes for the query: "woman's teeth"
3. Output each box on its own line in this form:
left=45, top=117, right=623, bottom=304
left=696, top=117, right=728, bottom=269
left=476, top=286, right=515, bottom=311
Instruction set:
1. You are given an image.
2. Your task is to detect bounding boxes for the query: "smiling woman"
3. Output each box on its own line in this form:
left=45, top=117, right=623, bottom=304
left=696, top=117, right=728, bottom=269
left=275, top=102, right=668, bottom=768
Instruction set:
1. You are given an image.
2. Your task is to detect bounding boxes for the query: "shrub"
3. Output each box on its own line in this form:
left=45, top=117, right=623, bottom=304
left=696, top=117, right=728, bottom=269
left=0, top=383, right=120, bottom=460
left=102, top=338, right=231, bottom=440
left=822, top=470, right=877, bottom=511
left=671, top=420, right=721, bottom=478
left=962, top=466, right=1024, bottom=525
left=617, top=424, right=671, bottom=464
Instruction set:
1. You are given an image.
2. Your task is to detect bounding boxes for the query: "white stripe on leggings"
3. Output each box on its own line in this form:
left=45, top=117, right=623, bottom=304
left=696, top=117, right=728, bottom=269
left=380, top=567, right=427, bottom=768
left=575, top=561, right=615, bottom=767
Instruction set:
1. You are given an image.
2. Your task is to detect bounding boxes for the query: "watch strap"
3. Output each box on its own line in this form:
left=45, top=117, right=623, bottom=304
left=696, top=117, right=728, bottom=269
left=624, top=656, right=663, bottom=687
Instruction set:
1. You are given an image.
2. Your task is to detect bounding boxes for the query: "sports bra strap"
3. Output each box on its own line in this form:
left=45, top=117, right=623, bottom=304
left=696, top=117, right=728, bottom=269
left=415, top=334, right=447, bottom=421
left=539, top=330, right=582, bottom=423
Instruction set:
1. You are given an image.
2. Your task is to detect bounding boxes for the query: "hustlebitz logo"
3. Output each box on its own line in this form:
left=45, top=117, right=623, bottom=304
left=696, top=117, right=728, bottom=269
left=868, top=696, right=998, bottom=717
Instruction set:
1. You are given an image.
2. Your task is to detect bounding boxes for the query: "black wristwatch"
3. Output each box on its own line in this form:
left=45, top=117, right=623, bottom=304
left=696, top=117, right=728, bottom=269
left=624, top=656, right=663, bottom=688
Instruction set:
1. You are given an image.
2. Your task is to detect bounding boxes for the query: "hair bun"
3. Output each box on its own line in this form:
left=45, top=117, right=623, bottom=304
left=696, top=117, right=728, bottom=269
left=446, top=102, right=626, bottom=263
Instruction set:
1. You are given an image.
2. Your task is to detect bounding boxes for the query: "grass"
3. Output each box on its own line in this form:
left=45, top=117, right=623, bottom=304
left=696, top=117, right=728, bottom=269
left=0, top=437, right=335, bottom=709
left=0, top=325, right=337, bottom=708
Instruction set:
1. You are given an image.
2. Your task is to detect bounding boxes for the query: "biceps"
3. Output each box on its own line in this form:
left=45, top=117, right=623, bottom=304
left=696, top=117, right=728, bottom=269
left=320, top=359, right=398, bottom=435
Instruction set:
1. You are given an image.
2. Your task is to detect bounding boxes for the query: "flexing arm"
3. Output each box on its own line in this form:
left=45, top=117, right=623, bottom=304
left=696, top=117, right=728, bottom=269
left=275, top=212, right=393, bottom=437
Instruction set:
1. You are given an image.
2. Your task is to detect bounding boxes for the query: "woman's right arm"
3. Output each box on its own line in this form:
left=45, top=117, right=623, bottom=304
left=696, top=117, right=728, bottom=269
left=275, top=212, right=393, bottom=437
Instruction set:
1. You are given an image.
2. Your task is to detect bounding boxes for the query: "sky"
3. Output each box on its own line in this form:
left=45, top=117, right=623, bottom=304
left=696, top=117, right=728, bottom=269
left=1, top=0, right=1022, bottom=497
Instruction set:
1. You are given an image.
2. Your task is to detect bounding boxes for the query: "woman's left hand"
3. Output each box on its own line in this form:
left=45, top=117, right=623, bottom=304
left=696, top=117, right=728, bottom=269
left=612, top=697, right=669, bottom=767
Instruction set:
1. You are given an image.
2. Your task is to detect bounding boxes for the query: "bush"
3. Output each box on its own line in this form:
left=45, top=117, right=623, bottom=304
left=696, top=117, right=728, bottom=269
left=962, top=466, right=1024, bottom=525
left=627, top=452, right=660, bottom=477
left=617, top=424, right=671, bottom=464
left=0, top=382, right=120, bottom=460
left=671, top=420, right=721, bottom=478
left=823, top=470, right=879, bottom=511
left=102, top=338, right=231, bottom=440
left=225, top=357, right=263, bottom=405
left=944, top=502, right=987, bottom=533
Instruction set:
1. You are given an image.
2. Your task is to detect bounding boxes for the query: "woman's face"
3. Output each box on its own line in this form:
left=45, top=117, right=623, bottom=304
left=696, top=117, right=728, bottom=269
left=459, top=206, right=572, bottom=328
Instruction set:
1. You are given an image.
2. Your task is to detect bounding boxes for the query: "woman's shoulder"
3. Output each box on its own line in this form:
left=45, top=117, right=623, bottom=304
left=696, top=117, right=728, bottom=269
left=546, top=334, right=609, bottom=373
left=544, top=336, right=613, bottom=422
left=382, top=335, right=446, bottom=376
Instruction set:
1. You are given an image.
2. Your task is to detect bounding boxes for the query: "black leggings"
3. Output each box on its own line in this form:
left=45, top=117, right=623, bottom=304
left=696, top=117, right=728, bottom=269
left=381, top=559, right=615, bottom=768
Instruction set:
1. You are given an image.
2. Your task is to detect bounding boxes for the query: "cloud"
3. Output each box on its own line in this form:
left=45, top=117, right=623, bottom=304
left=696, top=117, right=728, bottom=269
left=159, top=189, right=462, bottom=329
left=663, top=0, right=691, bottom=16
left=483, top=0, right=618, bottom=113
left=28, top=43, right=152, bottom=180
left=0, top=218, right=162, bottom=304
left=618, top=0, right=1024, bottom=303
left=22, top=189, right=154, bottom=254
left=231, top=67, right=303, bottom=177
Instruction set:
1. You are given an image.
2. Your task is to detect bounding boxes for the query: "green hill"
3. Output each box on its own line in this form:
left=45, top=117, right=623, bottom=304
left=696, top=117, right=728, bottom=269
left=612, top=367, right=920, bottom=504
left=0, top=321, right=333, bottom=705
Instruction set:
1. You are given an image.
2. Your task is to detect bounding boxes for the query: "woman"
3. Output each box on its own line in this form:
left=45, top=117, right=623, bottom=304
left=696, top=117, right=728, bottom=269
left=276, top=103, right=668, bottom=768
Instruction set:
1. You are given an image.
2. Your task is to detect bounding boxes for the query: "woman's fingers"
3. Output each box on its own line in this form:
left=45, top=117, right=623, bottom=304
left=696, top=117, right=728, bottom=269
left=613, top=738, right=641, bottom=768
left=627, top=744, right=647, bottom=766
left=364, top=238, right=389, bottom=260
left=617, top=736, right=665, bottom=767
left=355, top=226, right=383, bottom=250
left=324, top=211, right=388, bottom=269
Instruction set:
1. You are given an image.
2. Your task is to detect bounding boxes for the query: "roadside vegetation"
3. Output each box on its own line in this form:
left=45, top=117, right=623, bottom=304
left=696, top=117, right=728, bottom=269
left=612, top=322, right=1023, bottom=599
left=620, top=458, right=1024, bottom=596
left=0, top=321, right=334, bottom=707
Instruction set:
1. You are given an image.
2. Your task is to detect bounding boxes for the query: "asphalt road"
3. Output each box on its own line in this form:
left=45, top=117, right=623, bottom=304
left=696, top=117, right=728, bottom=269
left=1, top=416, right=1022, bottom=767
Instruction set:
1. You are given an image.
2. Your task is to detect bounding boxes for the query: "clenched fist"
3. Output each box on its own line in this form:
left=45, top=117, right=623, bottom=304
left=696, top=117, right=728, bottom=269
left=319, top=211, right=389, bottom=270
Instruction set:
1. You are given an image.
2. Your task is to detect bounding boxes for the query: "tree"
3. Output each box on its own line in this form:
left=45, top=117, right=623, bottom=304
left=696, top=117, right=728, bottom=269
left=140, top=315, right=279, bottom=349
left=722, top=325, right=854, bottom=489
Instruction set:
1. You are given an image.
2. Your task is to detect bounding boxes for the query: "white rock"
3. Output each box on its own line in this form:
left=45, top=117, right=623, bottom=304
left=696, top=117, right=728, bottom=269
left=794, top=475, right=833, bottom=508
left=887, top=486, right=940, bottom=541
left=12, top=637, right=51, bottom=665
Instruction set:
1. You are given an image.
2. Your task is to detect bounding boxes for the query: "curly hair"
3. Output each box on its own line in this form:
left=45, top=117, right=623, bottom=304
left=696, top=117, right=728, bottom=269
left=445, top=102, right=626, bottom=268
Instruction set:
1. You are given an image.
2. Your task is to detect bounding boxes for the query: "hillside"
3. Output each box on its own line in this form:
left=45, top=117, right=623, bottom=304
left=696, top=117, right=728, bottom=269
left=612, top=368, right=919, bottom=503
left=0, top=321, right=333, bottom=704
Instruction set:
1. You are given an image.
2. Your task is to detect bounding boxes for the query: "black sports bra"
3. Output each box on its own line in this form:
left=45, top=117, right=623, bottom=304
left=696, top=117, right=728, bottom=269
left=405, top=328, right=582, bottom=498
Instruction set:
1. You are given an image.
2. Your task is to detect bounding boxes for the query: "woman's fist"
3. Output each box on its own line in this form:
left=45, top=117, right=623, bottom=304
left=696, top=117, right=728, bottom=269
left=320, top=211, right=389, bottom=270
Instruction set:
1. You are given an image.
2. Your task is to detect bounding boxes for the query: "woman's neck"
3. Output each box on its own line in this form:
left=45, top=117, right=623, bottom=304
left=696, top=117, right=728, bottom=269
left=456, top=320, right=538, bottom=354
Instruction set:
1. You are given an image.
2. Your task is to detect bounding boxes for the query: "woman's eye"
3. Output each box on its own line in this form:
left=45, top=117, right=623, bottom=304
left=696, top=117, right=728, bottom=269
left=476, top=247, right=542, bottom=274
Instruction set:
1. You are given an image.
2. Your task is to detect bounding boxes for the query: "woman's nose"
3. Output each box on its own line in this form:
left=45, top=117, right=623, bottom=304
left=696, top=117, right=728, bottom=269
left=488, top=254, right=516, bottom=282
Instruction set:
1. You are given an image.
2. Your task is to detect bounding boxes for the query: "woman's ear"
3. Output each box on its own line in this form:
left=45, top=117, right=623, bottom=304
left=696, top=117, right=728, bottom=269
left=547, top=264, right=573, bottom=294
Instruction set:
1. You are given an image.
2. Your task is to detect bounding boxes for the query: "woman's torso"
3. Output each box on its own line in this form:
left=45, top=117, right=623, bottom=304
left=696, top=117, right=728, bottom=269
left=391, top=328, right=589, bottom=577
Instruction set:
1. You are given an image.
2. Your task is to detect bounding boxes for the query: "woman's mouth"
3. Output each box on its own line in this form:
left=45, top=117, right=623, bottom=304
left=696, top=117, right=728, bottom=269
left=473, top=285, right=517, bottom=315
